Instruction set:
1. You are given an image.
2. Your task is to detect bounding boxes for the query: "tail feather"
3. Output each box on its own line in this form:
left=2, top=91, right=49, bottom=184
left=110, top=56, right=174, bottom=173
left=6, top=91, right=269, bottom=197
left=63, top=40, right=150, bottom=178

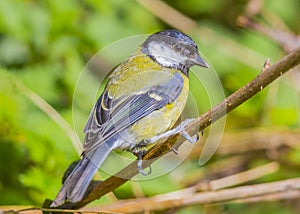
left=51, top=143, right=112, bottom=207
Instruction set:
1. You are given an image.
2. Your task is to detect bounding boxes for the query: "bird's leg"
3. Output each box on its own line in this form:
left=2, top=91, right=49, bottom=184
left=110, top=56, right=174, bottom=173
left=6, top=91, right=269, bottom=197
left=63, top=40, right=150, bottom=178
left=133, top=148, right=152, bottom=176
left=145, top=118, right=199, bottom=145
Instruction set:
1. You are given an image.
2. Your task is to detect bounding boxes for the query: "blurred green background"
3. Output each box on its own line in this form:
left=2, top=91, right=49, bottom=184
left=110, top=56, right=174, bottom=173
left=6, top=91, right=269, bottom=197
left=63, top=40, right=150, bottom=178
left=0, top=0, right=299, bottom=213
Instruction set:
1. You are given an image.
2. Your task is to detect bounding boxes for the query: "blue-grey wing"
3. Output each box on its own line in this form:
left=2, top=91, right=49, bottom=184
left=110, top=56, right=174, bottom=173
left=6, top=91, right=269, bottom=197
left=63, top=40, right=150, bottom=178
left=83, top=72, right=184, bottom=152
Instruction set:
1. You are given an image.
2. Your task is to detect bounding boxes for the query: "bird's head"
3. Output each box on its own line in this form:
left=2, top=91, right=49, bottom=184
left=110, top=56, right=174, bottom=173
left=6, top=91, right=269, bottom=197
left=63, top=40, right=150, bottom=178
left=142, top=29, right=209, bottom=72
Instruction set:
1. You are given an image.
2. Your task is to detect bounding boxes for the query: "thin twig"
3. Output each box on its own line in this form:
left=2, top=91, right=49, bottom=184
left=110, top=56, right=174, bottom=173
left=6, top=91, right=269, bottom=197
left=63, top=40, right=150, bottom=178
left=244, top=0, right=265, bottom=17
left=200, top=162, right=280, bottom=191
left=237, top=16, right=300, bottom=52
left=54, top=42, right=300, bottom=210
left=233, top=190, right=300, bottom=203
left=14, top=80, right=82, bottom=155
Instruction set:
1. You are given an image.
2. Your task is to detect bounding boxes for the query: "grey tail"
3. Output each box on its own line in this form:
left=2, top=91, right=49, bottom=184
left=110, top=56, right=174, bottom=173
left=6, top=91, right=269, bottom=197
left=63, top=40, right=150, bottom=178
left=50, top=143, right=112, bottom=207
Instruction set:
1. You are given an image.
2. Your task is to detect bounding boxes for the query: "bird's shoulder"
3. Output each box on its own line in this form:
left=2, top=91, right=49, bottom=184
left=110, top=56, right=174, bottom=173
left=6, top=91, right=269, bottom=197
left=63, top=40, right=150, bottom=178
left=106, top=50, right=182, bottom=98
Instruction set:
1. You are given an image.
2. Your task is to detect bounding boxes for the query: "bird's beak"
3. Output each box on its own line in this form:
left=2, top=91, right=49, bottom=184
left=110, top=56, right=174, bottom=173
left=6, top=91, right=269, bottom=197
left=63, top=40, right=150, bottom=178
left=193, top=55, right=209, bottom=68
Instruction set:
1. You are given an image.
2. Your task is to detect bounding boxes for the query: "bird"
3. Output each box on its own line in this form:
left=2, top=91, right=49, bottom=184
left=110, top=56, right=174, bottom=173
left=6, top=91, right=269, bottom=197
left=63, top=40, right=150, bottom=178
left=51, top=29, right=209, bottom=207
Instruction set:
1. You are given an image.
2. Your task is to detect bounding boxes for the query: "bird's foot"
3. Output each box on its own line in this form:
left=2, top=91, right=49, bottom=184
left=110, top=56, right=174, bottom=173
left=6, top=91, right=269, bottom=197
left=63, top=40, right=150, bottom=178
left=145, top=118, right=199, bottom=145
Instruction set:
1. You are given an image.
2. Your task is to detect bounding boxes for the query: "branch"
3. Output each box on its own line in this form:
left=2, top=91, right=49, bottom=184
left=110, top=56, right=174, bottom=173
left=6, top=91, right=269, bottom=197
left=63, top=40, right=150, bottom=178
left=92, top=178, right=300, bottom=213
left=237, top=0, right=300, bottom=53
left=52, top=44, right=300, bottom=210
left=237, top=16, right=300, bottom=52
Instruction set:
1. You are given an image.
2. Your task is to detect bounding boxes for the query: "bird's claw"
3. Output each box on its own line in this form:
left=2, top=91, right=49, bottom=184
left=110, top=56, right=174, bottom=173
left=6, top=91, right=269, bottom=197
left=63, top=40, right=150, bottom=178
left=145, top=118, right=199, bottom=145
left=170, top=146, right=179, bottom=155
left=137, top=159, right=152, bottom=176
left=137, top=150, right=152, bottom=176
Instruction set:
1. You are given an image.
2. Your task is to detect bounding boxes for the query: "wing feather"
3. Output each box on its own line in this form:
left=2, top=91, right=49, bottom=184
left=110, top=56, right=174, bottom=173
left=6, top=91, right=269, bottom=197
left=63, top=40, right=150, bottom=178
left=83, top=72, right=184, bottom=152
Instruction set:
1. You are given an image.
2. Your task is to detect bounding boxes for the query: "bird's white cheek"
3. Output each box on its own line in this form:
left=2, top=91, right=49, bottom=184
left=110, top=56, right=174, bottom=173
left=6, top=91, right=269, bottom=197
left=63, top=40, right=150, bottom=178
left=149, top=42, right=186, bottom=66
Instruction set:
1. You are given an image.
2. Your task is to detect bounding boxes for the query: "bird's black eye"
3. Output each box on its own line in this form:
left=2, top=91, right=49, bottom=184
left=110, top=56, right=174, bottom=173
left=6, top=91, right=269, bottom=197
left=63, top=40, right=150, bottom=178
left=174, top=45, right=182, bottom=52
